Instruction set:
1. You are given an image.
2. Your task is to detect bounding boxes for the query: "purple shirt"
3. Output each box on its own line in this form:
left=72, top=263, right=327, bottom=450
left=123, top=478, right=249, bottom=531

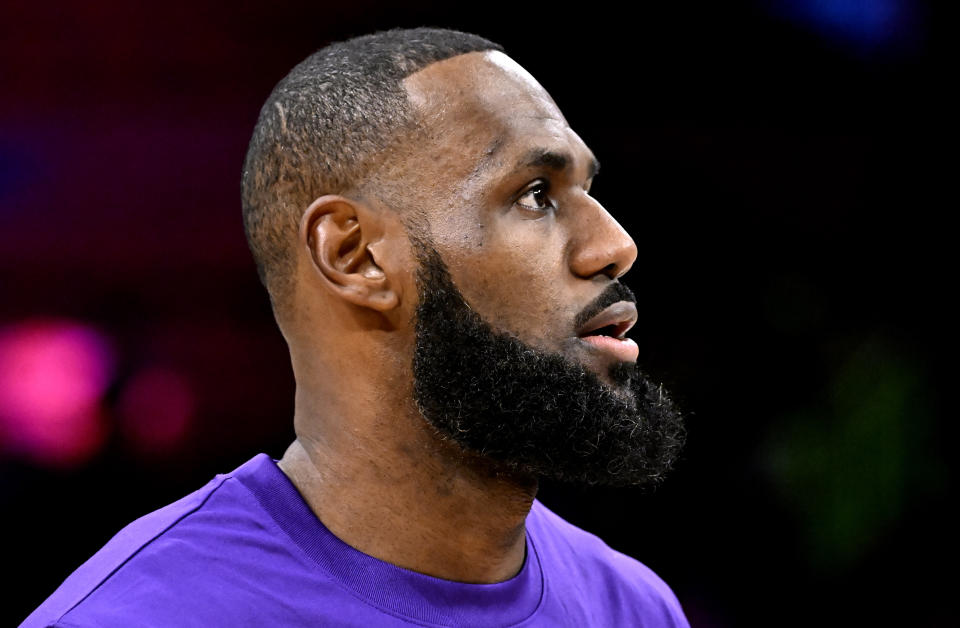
left=23, top=454, right=689, bottom=627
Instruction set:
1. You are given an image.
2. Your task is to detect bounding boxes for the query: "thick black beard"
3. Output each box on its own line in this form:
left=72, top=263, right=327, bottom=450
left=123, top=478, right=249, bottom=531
left=411, top=239, right=686, bottom=488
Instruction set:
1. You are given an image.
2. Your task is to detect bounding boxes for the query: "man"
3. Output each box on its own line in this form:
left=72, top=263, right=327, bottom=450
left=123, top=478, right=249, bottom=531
left=24, top=27, right=687, bottom=627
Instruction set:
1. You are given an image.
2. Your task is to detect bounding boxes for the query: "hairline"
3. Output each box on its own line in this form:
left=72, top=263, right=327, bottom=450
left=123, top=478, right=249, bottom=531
left=241, top=30, right=505, bottom=327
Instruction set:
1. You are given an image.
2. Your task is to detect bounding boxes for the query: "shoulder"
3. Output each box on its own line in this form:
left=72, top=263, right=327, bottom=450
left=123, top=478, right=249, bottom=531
left=528, top=500, right=689, bottom=627
left=21, top=454, right=287, bottom=628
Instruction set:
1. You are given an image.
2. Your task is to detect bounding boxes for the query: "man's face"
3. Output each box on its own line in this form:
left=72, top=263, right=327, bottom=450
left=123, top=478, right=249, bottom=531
left=401, top=51, right=641, bottom=386
left=398, top=52, right=685, bottom=486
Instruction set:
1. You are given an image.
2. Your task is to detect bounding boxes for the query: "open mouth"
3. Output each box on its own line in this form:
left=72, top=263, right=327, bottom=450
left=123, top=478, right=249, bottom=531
left=579, top=321, right=634, bottom=340
left=576, top=301, right=638, bottom=339
left=575, top=301, right=639, bottom=363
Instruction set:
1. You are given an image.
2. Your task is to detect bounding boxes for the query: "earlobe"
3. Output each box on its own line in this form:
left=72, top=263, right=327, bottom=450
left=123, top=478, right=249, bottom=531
left=301, top=195, right=400, bottom=312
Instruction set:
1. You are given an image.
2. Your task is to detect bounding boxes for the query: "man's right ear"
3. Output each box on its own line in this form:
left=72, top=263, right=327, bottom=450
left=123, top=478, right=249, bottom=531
left=300, top=195, right=400, bottom=312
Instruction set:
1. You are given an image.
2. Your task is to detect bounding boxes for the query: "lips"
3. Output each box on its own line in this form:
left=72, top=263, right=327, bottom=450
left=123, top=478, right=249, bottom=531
left=576, top=301, right=638, bottom=340
left=575, top=301, right=640, bottom=363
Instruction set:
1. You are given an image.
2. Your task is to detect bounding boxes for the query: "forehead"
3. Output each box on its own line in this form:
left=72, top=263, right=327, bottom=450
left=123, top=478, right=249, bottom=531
left=402, top=51, right=594, bottom=186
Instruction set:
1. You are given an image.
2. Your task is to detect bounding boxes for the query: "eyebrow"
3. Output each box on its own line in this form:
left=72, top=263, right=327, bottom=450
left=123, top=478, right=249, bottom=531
left=517, top=148, right=600, bottom=180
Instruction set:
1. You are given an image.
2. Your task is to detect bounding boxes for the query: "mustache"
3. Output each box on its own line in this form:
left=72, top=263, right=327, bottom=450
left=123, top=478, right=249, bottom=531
left=573, top=282, right=637, bottom=332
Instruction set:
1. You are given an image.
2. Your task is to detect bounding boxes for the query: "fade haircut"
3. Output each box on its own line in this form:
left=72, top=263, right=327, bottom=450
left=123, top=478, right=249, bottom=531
left=241, top=28, right=503, bottom=320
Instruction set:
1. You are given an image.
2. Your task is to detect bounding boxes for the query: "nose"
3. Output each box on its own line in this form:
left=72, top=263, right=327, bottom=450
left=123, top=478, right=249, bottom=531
left=569, top=198, right=638, bottom=280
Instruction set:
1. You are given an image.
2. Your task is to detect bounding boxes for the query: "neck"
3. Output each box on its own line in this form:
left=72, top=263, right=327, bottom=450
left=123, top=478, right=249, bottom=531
left=277, top=393, right=538, bottom=584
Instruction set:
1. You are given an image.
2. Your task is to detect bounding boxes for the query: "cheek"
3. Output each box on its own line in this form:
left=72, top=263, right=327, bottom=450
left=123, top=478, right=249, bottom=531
left=452, top=229, right=573, bottom=342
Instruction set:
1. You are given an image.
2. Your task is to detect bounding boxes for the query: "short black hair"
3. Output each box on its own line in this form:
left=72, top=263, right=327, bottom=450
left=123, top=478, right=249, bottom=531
left=240, top=27, right=503, bottom=320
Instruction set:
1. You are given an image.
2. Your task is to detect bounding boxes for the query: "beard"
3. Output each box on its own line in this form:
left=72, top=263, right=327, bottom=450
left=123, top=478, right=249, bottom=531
left=410, top=236, right=686, bottom=488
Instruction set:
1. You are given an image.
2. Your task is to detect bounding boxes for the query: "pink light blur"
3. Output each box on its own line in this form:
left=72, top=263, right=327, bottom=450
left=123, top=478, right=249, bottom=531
left=117, top=366, right=194, bottom=457
left=0, top=318, right=113, bottom=467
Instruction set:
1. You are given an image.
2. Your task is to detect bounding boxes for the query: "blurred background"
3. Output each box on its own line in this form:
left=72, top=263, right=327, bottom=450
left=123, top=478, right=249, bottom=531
left=1, top=1, right=952, bottom=625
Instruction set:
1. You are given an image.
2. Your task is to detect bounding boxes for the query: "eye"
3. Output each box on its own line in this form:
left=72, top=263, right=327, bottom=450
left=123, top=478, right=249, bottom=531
left=516, top=181, right=554, bottom=212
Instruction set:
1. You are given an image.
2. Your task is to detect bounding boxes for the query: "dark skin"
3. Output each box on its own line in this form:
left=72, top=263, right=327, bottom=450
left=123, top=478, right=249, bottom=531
left=277, top=51, right=638, bottom=584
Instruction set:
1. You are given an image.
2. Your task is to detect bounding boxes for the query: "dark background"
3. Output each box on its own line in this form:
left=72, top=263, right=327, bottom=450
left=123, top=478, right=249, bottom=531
left=1, top=1, right=952, bottom=626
